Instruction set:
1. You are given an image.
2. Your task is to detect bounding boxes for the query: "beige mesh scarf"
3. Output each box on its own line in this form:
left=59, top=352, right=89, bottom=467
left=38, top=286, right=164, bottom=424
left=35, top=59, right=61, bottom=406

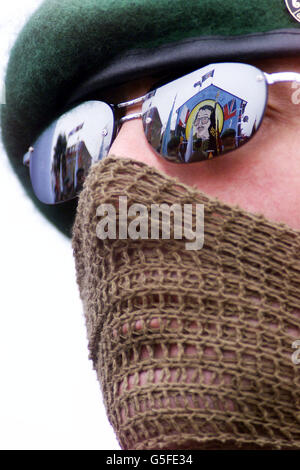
left=72, top=156, right=300, bottom=450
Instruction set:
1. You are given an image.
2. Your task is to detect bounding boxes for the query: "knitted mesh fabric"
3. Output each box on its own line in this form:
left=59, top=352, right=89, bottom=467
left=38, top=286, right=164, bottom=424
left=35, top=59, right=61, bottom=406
left=72, top=156, right=300, bottom=450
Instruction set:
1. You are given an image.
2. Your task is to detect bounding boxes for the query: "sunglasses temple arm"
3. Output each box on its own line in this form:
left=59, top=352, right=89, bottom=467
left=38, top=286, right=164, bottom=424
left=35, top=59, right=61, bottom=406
left=264, top=71, right=300, bottom=85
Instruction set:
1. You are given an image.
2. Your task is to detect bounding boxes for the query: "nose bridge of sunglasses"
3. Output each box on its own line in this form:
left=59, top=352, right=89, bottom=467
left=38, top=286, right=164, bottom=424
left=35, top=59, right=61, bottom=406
left=117, top=94, right=147, bottom=125
left=117, top=94, right=146, bottom=111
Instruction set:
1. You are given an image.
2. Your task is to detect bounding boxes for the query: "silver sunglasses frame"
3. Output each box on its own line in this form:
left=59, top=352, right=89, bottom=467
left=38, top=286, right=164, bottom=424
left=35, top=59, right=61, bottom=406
left=23, top=70, right=300, bottom=167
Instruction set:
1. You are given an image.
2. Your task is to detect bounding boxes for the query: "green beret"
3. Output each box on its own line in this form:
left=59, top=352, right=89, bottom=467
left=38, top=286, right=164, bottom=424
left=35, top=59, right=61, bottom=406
left=1, top=0, right=300, bottom=237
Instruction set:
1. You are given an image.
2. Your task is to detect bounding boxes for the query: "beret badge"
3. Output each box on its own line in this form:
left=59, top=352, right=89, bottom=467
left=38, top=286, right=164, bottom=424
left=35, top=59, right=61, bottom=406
left=285, top=0, right=300, bottom=22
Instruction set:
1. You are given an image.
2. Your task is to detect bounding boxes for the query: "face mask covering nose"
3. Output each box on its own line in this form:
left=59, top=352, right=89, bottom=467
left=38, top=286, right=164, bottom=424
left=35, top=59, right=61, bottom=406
left=72, top=156, right=300, bottom=450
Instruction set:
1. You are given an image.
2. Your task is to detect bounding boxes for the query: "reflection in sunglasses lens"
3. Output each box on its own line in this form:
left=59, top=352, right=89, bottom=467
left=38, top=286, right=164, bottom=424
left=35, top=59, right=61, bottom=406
left=30, top=101, right=114, bottom=204
left=142, top=63, right=268, bottom=163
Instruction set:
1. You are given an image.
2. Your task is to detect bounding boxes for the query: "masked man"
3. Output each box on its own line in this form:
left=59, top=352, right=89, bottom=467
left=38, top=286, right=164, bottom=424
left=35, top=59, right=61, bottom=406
left=1, top=0, right=300, bottom=450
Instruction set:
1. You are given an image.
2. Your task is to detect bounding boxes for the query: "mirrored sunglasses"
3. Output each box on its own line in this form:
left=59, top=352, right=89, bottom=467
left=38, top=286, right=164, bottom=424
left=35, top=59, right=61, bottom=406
left=23, top=62, right=300, bottom=204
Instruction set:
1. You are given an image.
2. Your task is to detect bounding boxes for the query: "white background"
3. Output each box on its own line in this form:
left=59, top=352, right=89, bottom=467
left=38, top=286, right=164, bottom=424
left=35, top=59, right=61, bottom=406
left=0, top=0, right=119, bottom=450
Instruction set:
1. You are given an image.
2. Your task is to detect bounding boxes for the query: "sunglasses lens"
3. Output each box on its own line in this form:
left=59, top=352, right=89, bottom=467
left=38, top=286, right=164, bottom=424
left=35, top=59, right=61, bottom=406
left=142, top=63, right=268, bottom=163
left=29, top=101, right=114, bottom=204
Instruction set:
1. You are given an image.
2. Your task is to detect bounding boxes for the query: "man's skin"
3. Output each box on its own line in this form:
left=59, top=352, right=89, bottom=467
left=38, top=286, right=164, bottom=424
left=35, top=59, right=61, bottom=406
left=92, top=56, right=300, bottom=449
left=109, top=57, right=300, bottom=231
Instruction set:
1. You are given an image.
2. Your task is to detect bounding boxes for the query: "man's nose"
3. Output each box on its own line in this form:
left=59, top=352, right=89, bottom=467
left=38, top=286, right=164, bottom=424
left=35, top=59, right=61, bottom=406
left=108, top=113, right=161, bottom=169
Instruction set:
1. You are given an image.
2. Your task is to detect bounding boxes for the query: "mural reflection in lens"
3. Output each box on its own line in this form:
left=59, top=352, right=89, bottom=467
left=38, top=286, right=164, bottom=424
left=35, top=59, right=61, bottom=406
left=142, top=63, right=268, bottom=163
